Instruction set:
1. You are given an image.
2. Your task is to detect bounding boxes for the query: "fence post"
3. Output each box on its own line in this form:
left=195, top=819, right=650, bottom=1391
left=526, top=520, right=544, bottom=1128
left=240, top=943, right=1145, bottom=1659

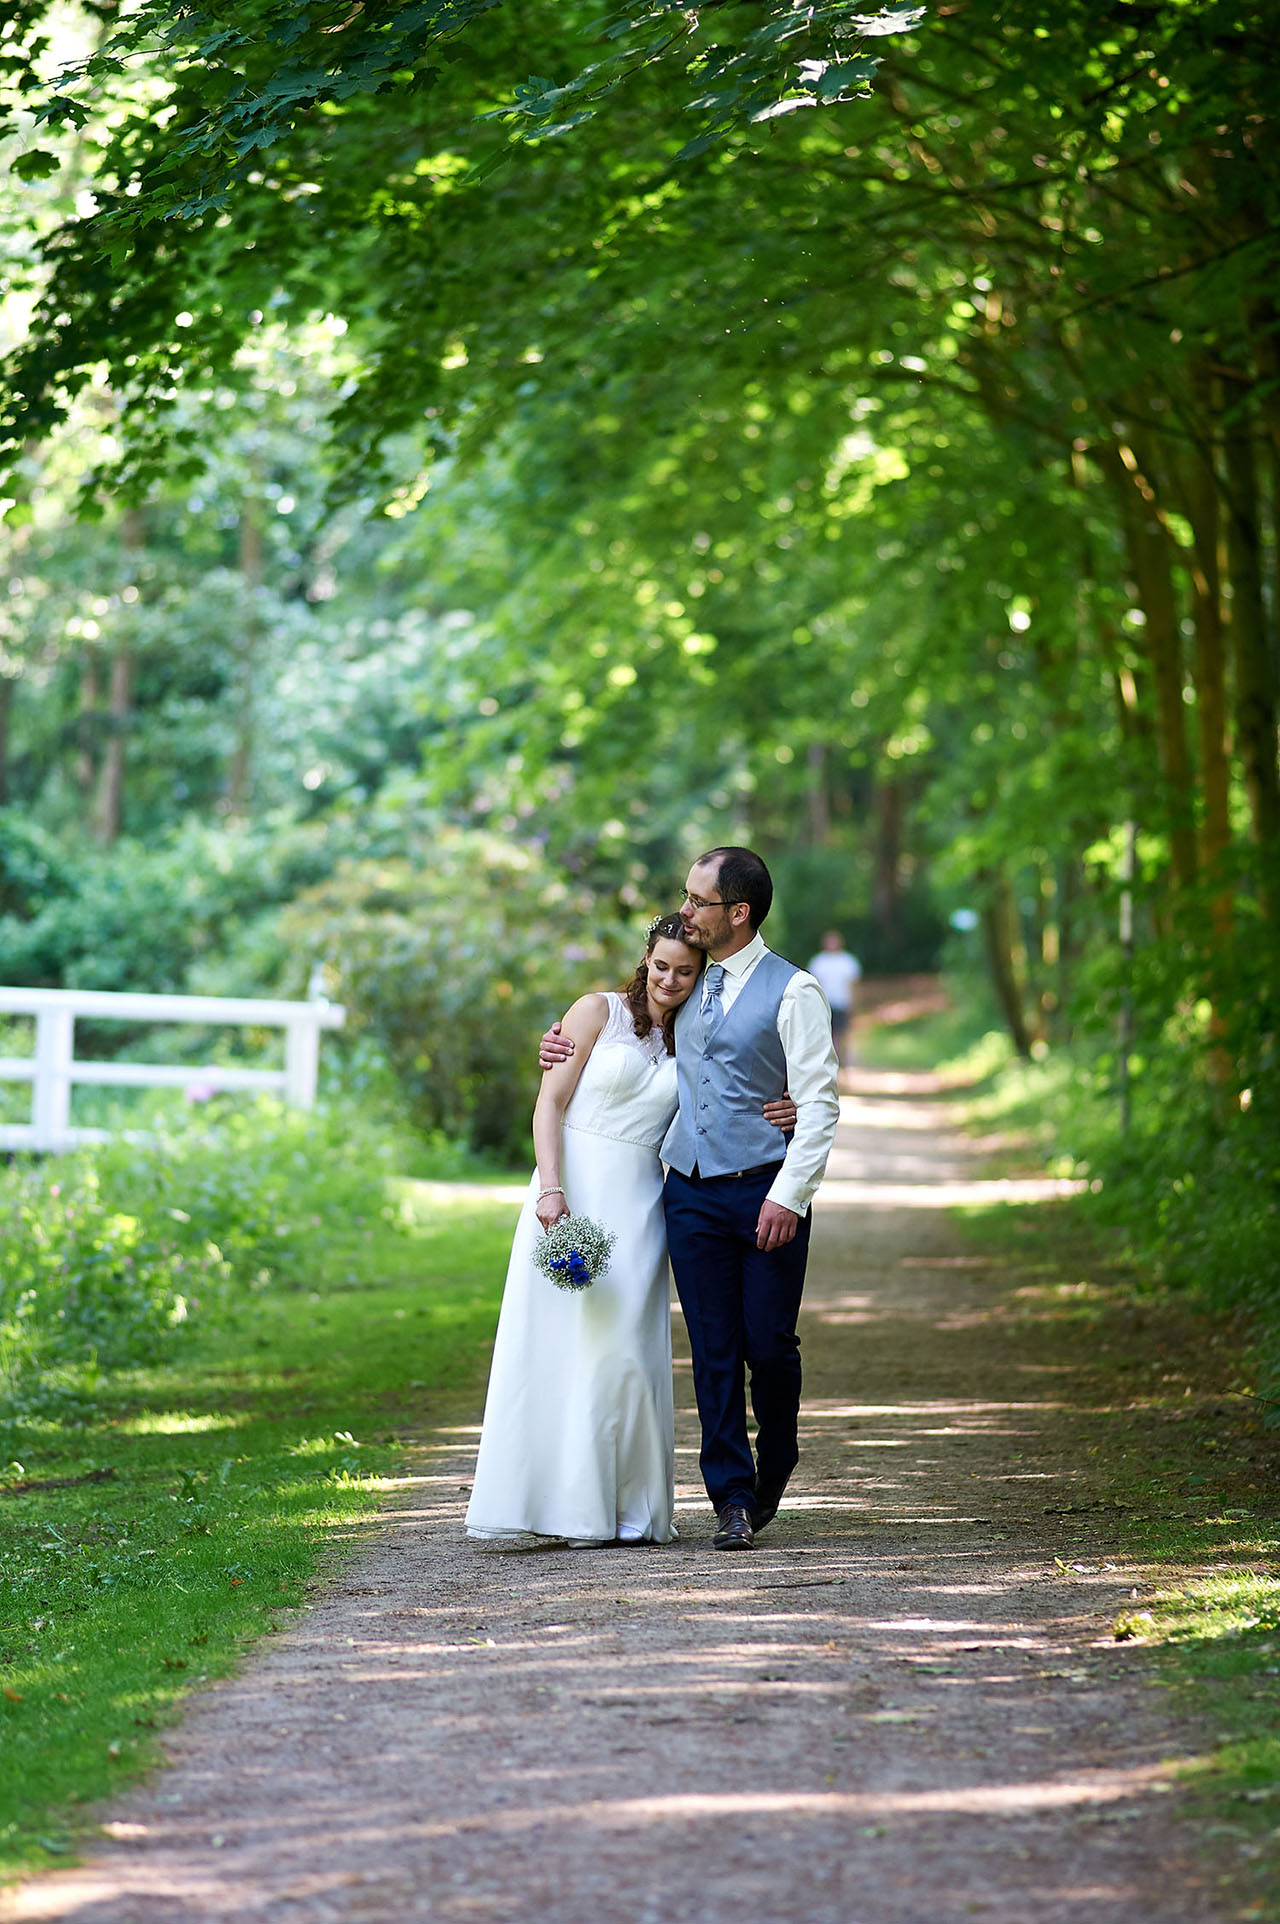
left=32, top=1006, right=74, bottom=1149
left=284, top=1016, right=320, bottom=1109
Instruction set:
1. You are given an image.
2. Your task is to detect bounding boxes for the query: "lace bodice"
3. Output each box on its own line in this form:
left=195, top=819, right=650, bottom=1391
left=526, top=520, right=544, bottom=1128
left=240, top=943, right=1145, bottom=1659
left=562, top=992, right=680, bottom=1150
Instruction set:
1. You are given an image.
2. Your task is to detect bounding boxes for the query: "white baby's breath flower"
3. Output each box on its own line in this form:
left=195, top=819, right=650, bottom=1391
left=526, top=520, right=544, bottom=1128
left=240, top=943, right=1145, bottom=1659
left=531, top=1214, right=616, bottom=1291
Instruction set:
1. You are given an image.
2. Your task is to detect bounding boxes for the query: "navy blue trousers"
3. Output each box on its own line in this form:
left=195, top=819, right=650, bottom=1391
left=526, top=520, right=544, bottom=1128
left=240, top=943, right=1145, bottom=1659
left=663, top=1164, right=811, bottom=1513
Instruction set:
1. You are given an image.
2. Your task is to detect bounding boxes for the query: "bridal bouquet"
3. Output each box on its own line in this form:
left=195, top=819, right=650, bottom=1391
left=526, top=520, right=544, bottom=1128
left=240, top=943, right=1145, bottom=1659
left=532, top=1213, right=616, bottom=1291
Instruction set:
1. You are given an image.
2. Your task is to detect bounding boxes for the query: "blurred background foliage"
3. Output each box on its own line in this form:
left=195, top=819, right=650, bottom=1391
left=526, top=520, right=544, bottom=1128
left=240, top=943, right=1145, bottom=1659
left=0, top=0, right=1274, bottom=1357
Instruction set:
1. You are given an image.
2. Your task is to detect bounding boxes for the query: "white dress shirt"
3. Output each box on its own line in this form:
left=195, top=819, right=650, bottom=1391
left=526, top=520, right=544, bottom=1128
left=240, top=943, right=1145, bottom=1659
left=698, top=932, right=840, bottom=1217
left=808, top=947, right=861, bottom=1010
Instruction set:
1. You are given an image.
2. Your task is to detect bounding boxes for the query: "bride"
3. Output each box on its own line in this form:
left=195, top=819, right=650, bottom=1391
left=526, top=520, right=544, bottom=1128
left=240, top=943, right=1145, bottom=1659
left=466, top=915, right=794, bottom=1548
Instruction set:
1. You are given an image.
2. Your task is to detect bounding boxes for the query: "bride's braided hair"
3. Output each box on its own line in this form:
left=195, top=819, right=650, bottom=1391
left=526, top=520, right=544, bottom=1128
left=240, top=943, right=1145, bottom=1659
left=621, top=912, right=703, bottom=1056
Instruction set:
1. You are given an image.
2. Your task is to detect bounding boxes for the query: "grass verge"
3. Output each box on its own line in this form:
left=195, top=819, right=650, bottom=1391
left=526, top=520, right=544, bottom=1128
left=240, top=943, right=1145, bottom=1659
left=0, top=1183, right=518, bottom=1884
left=953, top=1196, right=1280, bottom=1919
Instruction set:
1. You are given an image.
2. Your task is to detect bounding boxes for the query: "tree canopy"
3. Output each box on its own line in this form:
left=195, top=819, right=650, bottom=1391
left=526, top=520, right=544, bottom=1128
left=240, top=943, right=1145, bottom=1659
left=0, top=0, right=1276, bottom=1181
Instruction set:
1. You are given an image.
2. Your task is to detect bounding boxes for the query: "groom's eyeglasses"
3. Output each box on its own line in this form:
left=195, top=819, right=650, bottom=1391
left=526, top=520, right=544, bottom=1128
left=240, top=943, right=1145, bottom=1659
left=679, top=889, right=744, bottom=912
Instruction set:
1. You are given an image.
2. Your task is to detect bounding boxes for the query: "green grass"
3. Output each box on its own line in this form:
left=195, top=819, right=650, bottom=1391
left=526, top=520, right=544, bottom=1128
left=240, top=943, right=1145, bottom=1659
left=0, top=1184, right=518, bottom=1882
left=855, top=993, right=1002, bottom=1075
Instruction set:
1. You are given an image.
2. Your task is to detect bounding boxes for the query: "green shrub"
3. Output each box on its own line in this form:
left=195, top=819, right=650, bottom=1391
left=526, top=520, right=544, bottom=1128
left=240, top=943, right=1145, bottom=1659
left=280, top=824, right=634, bottom=1155
left=86, top=1097, right=404, bottom=1286
left=0, top=811, right=73, bottom=920
left=0, top=1162, right=220, bottom=1377
left=0, top=815, right=334, bottom=996
left=0, top=1096, right=422, bottom=1401
left=950, top=984, right=1280, bottom=1415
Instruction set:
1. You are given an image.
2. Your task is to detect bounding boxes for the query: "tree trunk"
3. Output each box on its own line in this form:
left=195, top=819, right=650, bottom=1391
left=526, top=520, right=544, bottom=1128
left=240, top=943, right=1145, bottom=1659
left=872, top=774, right=903, bottom=950
left=1034, top=861, right=1059, bottom=1031
left=1176, top=376, right=1236, bottom=1095
left=1223, top=388, right=1280, bottom=885
left=228, top=497, right=264, bottom=819
left=1095, top=444, right=1199, bottom=894
left=75, top=648, right=100, bottom=800
left=805, top=742, right=829, bottom=845
left=0, top=674, right=11, bottom=805
left=1055, top=855, right=1077, bottom=1037
left=1180, top=377, right=1233, bottom=943
left=980, top=868, right=1032, bottom=1059
left=92, top=647, right=133, bottom=844
left=92, top=507, right=144, bottom=845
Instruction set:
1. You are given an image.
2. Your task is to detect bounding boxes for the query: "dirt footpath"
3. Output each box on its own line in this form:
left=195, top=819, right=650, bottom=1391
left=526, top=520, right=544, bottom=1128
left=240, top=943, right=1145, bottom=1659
left=2, top=1072, right=1229, bottom=1923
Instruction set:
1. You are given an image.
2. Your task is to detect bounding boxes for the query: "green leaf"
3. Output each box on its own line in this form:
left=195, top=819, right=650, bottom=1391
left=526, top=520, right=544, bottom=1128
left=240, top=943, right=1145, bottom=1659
left=33, top=94, right=92, bottom=131
left=853, top=7, right=925, bottom=37
left=11, top=148, right=60, bottom=181
left=816, top=58, right=877, bottom=100
left=750, top=96, right=816, bottom=123
left=524, top=110, right=596, bottom=141
left=674, top=129, right=725, bottom=160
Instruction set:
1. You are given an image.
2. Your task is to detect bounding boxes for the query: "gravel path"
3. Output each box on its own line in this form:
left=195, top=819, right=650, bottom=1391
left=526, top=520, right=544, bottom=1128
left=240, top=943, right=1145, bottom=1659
left=2, top=1071, right=1226, bottom=1923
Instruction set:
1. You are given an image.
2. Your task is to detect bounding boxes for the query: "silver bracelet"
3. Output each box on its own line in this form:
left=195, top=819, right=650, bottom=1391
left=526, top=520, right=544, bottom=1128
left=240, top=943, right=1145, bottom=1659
left=537, top=1185, right=565, bottom=1202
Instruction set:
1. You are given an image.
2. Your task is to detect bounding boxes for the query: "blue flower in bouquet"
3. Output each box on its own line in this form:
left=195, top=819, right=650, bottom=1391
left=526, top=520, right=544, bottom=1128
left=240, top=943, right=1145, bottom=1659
left=532, top=1213, right=616, bottom=1292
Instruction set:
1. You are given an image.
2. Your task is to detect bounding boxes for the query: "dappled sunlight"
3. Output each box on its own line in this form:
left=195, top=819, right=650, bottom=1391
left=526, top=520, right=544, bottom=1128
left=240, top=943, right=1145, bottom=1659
left=400, top=1178, right=529, bottom=1212
left=3, top=1472, right=1202, bottom=1921
left=840, top=1067, right=975, bottom=1098
left=5, top=1046, right=1244, bottom=1922
left=899, top=1255, right=994, bottom=1268
left=119, top=1411, right=249, bottom=1436
left=815, top=1079, right=1086, bottom=1211
left=817, top=1175, right=1087, bottom=1209
left=837, top=1094, right=958, bottom=1130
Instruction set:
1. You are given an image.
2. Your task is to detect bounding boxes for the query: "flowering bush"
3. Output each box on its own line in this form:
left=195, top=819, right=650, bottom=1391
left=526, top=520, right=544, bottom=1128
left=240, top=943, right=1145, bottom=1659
left=279, top=824, right=634, bottom=1156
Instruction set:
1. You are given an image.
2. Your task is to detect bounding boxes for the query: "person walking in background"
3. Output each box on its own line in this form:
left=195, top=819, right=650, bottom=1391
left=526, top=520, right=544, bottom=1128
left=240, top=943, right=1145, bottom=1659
left=808, top=929, right=861, bottom=1066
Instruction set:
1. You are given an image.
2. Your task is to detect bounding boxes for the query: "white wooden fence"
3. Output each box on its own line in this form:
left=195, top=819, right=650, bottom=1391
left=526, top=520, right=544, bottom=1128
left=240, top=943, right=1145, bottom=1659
left=0, top=985, right=345, bottom=1152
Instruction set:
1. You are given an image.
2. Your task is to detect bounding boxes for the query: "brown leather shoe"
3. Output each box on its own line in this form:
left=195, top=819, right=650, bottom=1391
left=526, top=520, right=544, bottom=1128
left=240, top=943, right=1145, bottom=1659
left=713, top=1503, right=755, bottom=1550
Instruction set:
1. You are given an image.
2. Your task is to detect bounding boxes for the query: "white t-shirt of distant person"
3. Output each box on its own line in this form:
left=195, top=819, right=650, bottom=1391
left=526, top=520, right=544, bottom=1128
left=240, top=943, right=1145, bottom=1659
left=808, top=948, right=861, bottom=1013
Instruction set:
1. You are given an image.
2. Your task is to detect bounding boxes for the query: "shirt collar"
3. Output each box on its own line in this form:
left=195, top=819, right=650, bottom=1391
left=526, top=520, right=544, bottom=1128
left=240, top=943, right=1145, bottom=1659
left=717, top=931, right=767, bottom=979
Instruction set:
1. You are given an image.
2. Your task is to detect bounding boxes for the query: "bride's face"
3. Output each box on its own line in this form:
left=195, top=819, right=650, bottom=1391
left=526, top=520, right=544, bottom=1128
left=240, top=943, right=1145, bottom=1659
left=646, top=938, right=703, bottom=1012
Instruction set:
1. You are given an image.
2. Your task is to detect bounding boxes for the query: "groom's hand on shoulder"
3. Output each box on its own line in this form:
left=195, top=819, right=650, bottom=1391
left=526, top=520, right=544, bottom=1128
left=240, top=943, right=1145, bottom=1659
left=756, top=1200, right=799, bottom=1251
left=538, top=1020, right=575, bottom=1070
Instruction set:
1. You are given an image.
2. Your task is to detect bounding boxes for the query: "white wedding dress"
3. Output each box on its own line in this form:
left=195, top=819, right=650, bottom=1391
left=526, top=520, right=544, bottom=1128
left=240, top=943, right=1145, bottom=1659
left=466, top=992, right=679, bottom=1546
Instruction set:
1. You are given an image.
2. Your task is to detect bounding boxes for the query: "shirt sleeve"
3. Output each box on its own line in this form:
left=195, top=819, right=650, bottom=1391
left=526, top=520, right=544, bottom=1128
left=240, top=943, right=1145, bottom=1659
left=768, top=972, right=840, bottom=1216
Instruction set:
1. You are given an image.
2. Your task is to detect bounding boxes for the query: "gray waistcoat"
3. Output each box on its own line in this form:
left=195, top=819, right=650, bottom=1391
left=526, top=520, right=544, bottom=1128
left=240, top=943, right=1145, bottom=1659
left=661, top=950, right=799, bottom=1177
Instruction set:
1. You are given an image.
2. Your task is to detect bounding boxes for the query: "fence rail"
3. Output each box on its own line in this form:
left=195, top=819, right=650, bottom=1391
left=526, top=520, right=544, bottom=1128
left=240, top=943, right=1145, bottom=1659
left=0, top=985, right=346, bottom=1152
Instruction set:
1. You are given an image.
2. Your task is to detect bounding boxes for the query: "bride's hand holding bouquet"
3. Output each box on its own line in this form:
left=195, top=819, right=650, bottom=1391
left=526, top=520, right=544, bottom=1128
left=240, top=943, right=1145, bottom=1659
left=535, top=1183, right=570, bottom=1232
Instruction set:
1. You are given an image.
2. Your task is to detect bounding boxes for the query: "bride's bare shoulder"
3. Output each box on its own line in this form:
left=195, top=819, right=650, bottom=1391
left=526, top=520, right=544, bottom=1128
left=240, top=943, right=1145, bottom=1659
left=560, top=992, right=611, bottom=1041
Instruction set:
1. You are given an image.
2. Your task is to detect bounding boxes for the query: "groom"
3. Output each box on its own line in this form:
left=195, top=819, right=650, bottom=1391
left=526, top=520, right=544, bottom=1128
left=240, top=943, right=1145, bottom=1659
left=543, top=847, right=840, bottom=1551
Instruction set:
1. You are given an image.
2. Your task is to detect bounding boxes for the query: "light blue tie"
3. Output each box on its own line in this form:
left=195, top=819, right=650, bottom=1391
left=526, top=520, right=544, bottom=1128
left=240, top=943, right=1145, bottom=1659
left=702, top=962, right=726, bottom=1040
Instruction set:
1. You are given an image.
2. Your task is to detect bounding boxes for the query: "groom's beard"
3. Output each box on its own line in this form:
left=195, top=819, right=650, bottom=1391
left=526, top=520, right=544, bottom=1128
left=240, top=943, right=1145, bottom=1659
left=680, top=916, right=729, bottom=951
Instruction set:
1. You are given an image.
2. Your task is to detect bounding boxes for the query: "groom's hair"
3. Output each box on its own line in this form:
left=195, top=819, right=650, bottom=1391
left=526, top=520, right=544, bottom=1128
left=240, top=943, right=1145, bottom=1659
left=699, top=846, right=773, bottom=930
